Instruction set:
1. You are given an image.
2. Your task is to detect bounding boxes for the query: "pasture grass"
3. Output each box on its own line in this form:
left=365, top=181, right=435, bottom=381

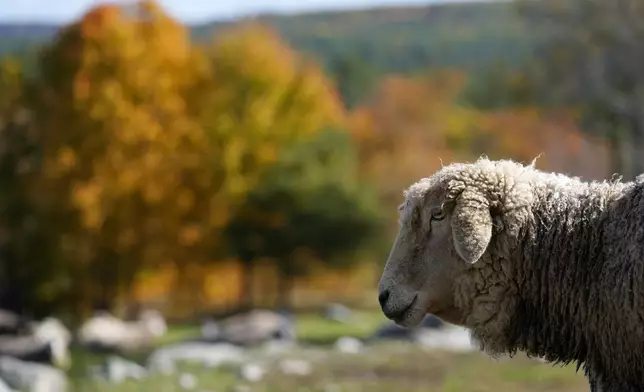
left=71, top=309, right=589, bottom=391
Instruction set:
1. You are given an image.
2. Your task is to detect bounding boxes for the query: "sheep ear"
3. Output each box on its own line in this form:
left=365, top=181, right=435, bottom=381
left=451, top=189, right=492, bottom=264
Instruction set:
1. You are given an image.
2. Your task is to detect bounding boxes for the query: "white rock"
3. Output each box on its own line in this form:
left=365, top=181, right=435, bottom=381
left=0, top=377, right=14, bottom=392
left=278, top=358, right=312, bottom=376
left=0, top=356, right=68, bottom=392
left=178, top=373, right=198, bottom=390
left=29, top=318, right=73, bottom=370
left=77, top=309, right=166, bottom=353
left=104, top=356, right=148, bottom=384
left=334, top=337, right=363, bottom=354
left=261, top=339, right=295, bottom=356
left=148, top=342, right=245, bottom=370
left=238, top=363, right=265, bottom=382
left=200, top=319, right=220, bottom=342
left=216, top=310, right=295, bottom=346
left=323, top=303, right=353, bottom=323
left=153, top=358, right=176, bottom=375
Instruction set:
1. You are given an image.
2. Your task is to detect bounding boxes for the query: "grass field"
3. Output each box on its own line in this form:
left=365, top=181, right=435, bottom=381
left=71, top=309, right=590, bottom=391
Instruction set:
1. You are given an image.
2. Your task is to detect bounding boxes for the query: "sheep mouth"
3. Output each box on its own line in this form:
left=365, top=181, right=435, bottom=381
left=392, top=295, right=423, bottom=327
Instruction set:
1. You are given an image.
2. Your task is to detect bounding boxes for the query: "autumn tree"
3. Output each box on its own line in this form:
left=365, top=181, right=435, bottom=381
left=225, top=128, right=383, bottom=309
left=30, top=1, right=213, bottom=314
left=198, top=22, right=345, bottom=308
left=348, top=71, right=471, bottom=215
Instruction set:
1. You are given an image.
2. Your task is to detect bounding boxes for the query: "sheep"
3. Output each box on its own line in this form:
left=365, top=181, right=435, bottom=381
left=77, top=309, right=167, bottom=354
left=377, top=157, right=644, bottom=392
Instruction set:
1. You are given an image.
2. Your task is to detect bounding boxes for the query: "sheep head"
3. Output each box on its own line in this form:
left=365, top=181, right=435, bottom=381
left=378, top=158, right=534, bottom=329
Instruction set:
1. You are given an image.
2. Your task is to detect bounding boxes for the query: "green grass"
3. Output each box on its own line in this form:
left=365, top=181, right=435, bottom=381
left=70, top=310, right=590, bottom=391
left=295, top=309, right=386, bottom=343
left=74, top=346, right=589, bottom=392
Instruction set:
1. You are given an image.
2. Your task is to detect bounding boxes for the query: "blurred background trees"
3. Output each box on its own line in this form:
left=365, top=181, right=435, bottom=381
left=0, top=0, right=632, bottom=321
left=516, top=0, right=644, bottom=179
left=226, top=128, right=383, bottom=309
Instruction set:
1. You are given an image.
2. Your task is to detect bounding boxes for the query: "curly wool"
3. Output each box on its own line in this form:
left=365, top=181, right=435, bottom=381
left=443, top=158, right=644, bottom=391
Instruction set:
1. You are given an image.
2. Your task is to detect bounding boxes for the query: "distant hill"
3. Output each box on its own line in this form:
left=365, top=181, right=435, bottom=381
left=0, top=1, right=531, bottom=69
left=200, top=1, right=532, bottom=72
left=0, top=24, right=58, bottom=53
left=0, top=1, right=534, bottom=106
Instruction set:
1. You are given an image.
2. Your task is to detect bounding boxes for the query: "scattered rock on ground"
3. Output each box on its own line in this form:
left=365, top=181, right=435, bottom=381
left=259, top=339, right=296, bottom=357
left=0, top=377, right=14, bottom=392
left=178, top=372, right=198, bottom=390
left=77, top=309, right=167, bottom=354
left=0, top=355, right=68, bottom=392
left=334, top=337, right=363, bottom=354
left=322, top=303, right=353, bottom=323
left=200, top=318, right=220, bottom=342
left=148, top=342, right=245, bottom=371
left=237, top=363, right=265, bottom=382
left=278, top=358, right=312, bottom=376
left=99, top=356, right=148, bottom=384
left=212, top=310, right=295, bottom=346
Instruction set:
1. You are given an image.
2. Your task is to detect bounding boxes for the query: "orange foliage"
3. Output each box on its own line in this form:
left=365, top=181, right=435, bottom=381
left=349, top=71, right=612, bottom=235
left=348, top=71, right=466, bottom=212
left=474, top=108, right=611, bottom=180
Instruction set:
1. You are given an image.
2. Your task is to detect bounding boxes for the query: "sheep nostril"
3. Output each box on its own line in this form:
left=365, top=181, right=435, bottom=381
left=378, top=290, right=390, bottom=308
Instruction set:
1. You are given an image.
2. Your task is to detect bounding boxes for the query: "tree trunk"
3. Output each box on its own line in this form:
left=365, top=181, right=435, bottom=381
left=0, top=247, right=24, bottom=314
left=0, top=282, right=24, bottom=315
left=238, top=259, right=254, bottom=311
left=276, top=263, right=293, bottom=310
left=97, top=250, right=118, bottom=312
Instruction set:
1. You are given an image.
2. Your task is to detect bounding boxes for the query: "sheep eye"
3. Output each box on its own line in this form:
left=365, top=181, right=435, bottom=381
left=431, top=208, right=446, bottom=221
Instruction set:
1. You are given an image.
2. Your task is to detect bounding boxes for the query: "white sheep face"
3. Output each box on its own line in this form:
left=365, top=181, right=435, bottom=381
left=378, top=180, right=460, bottom=328
left=377, top=164, right=497, bottom=328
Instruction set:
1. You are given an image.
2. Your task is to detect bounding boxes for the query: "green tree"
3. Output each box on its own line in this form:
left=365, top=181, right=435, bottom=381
left=0, top=59, right=63, bottom=316
left=457, top=60, right=539, bottom=110
left=327, top=51, right=379, bottom=109
left=199, top=22, right=345, bottom=308
left=225, top=128, right=383, bottom=309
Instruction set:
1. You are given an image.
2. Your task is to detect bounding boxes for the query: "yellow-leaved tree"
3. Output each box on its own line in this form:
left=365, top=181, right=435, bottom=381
left=31, top=0, right=211, bottom=314
left=196, top=22, right=346, bottom=308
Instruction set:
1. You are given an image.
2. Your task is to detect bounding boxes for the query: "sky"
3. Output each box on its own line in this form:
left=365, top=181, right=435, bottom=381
left=0, top=0, right=467, bottom=23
